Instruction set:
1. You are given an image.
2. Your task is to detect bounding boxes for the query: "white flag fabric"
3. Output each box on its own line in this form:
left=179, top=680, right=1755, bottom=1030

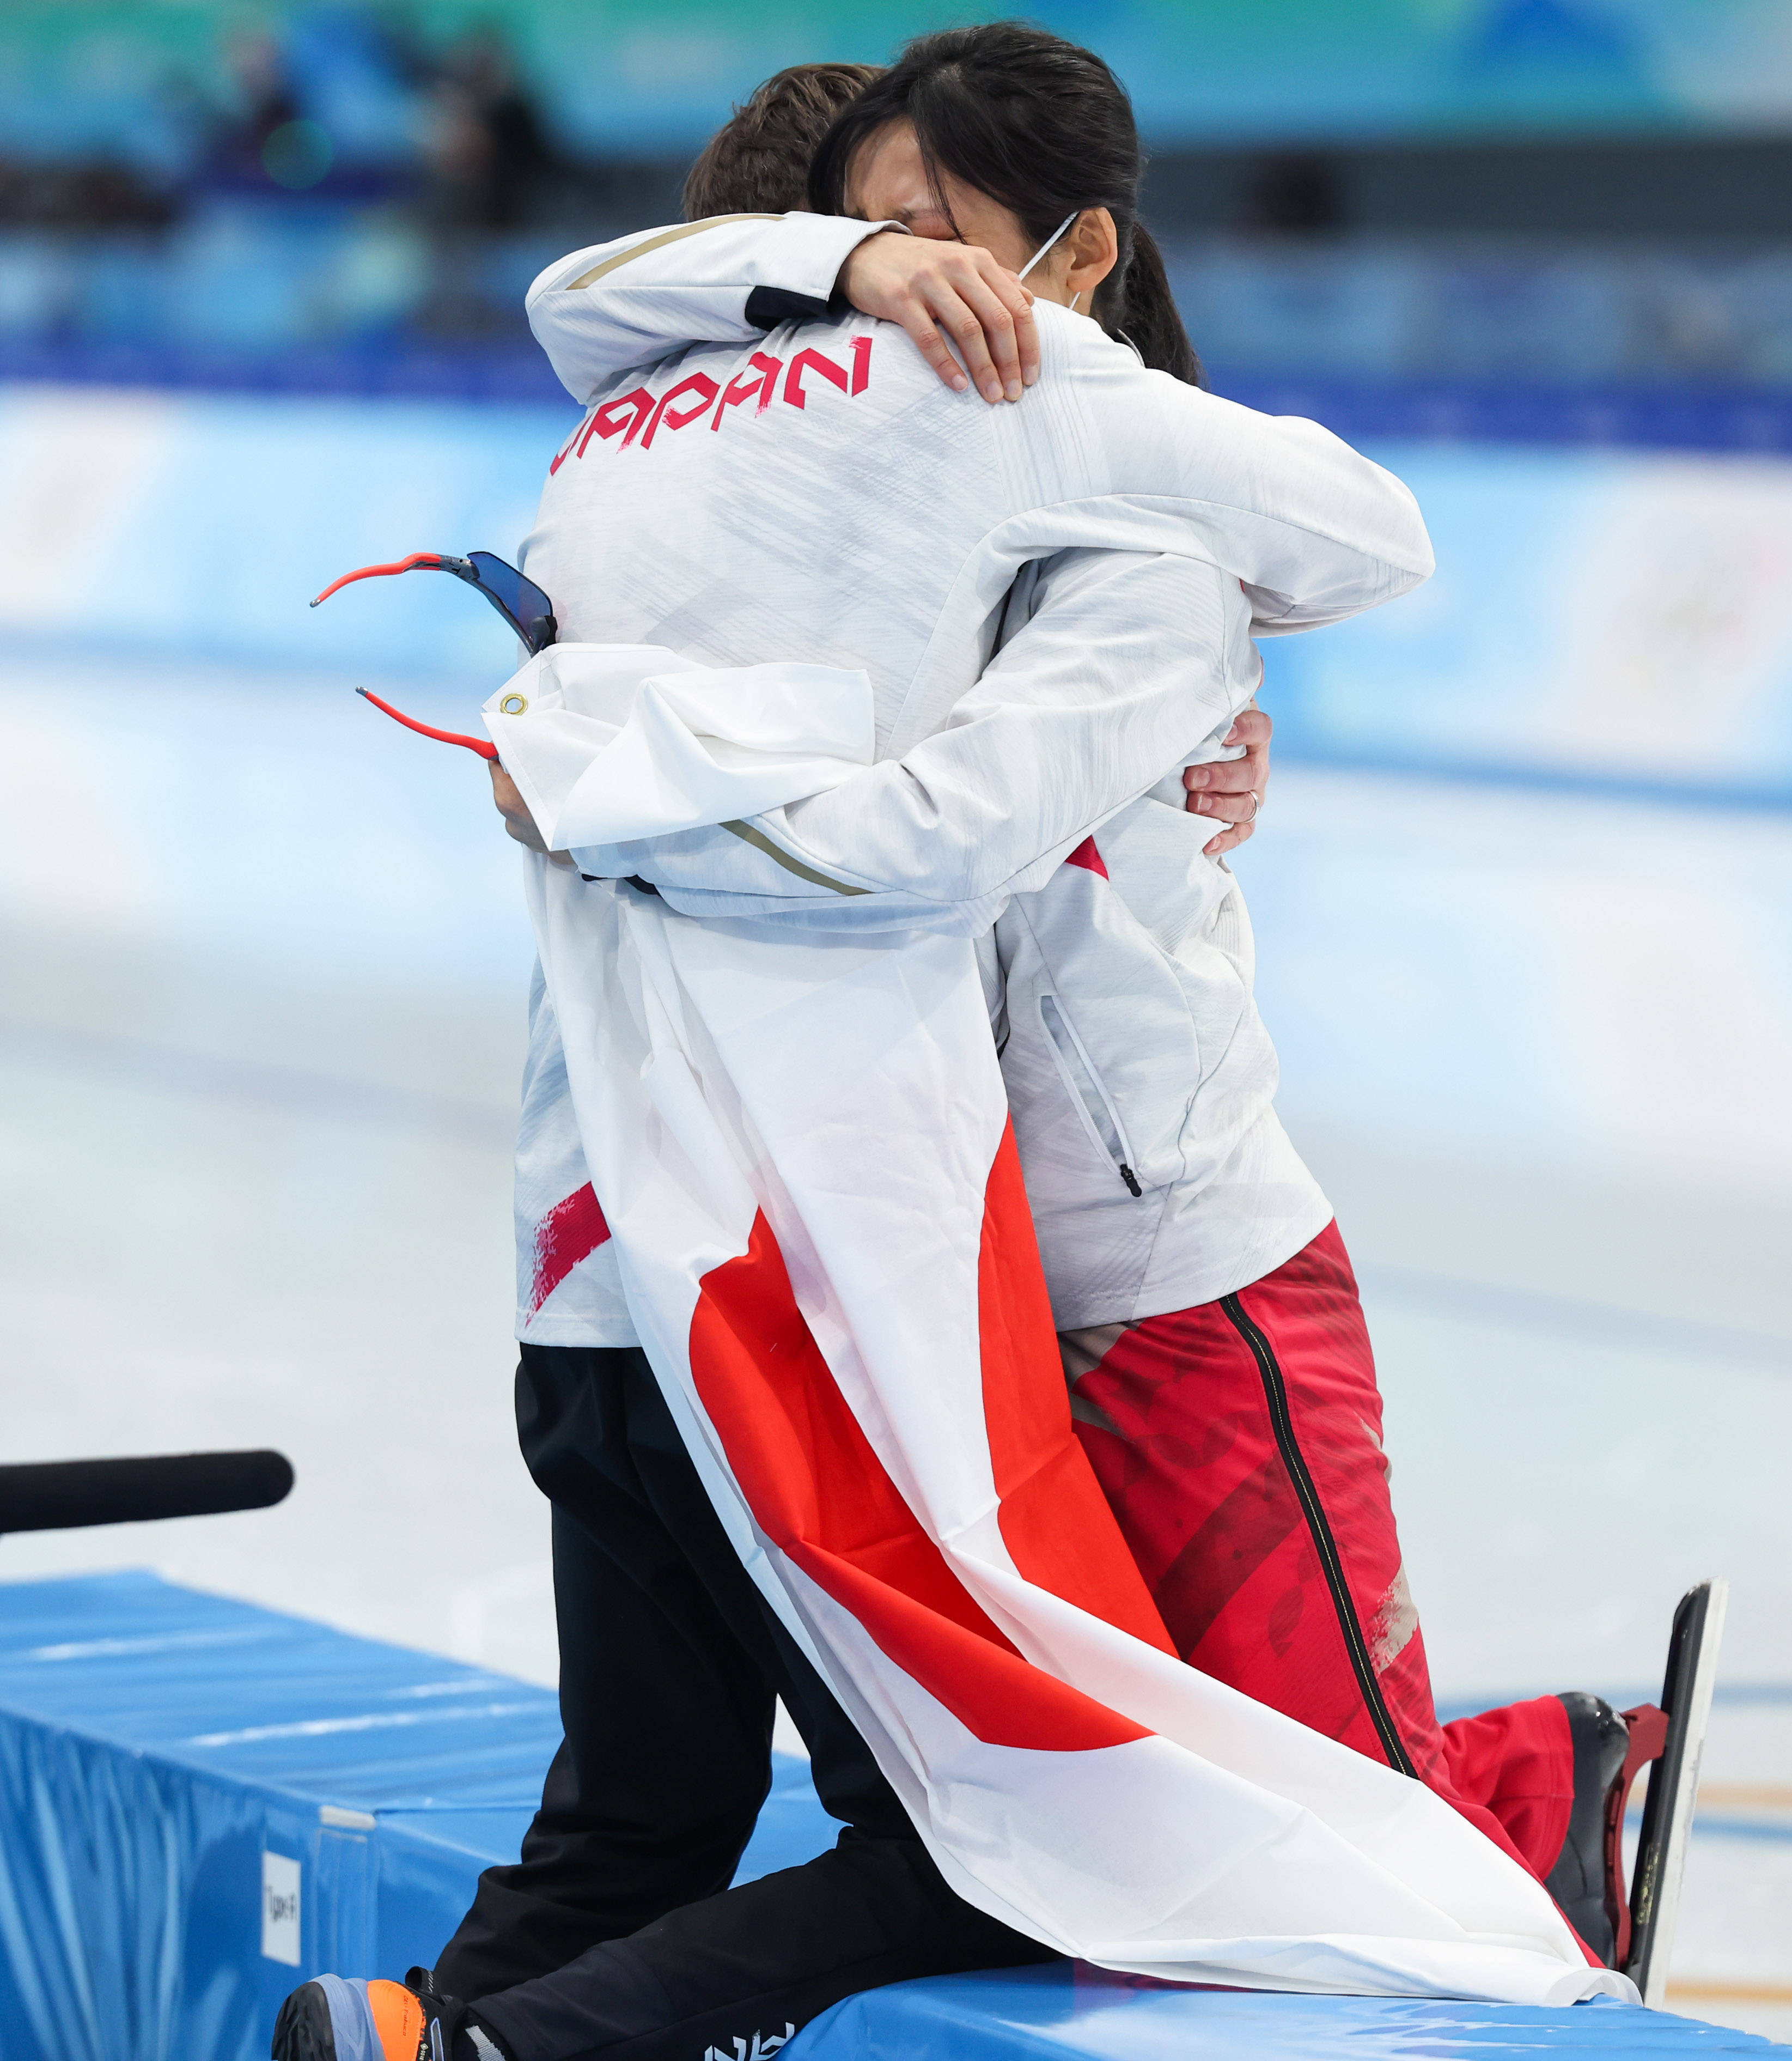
left=488, top=643, right=876, bottom=854
left=493, top=650, right=1635, bottom=2009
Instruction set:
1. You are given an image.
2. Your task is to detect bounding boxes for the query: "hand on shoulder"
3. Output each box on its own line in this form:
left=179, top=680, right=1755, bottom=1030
left=839, top=230, right=1039, bottom=406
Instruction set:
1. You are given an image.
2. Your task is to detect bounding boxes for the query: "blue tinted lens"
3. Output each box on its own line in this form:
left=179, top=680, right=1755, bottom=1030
left=468, top=552, right=555, bottom=649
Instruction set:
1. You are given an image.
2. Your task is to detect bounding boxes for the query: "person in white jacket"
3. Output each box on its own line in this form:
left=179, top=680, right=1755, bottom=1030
left=271, top=31, right=1636, bottom=2061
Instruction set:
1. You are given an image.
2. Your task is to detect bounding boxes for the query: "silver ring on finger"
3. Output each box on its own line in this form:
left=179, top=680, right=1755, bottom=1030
left=1241, top=790, right=1260, bottom=824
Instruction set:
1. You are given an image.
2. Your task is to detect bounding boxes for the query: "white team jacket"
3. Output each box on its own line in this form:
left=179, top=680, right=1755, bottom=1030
left=508, top=212, right=1433, bottom=1341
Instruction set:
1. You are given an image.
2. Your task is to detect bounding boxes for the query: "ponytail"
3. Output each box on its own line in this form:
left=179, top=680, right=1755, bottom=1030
left=1117, top=223, right=1203, bottom=388
left=809, top=22, right=1203, bottom=386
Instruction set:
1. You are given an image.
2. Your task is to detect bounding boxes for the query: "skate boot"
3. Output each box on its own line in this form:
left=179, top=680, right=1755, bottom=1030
left=1544, top=1691, right=1631, bottom=1963
left=272, top=1965, right=509, bottom=2061
left=1544, top=1579, right=1726, bottom=2002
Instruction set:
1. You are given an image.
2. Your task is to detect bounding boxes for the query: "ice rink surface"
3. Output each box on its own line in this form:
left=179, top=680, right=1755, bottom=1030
left=2, top=650, right=1788, bottom=2038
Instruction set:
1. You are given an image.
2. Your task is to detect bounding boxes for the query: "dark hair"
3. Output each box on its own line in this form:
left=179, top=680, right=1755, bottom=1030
left=683, top=62, right=884, bottom=219
left=807, top=23, right=1200, bottom=386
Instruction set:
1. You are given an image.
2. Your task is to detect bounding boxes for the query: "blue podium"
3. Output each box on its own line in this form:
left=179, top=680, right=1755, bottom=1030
left=0, top=1572, right=1778, bottom=2061
left=0, top=1572, right=820, bottom=2061
left=795, top=1965, right=1781, bottom=2059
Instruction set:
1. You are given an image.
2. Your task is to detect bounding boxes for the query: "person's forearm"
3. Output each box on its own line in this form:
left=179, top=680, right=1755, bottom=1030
left=526, top=222, right=1434, bottom=629
left=571, top=549, right=1254, bottom=913
left=525, top=214, right=892, bottom=403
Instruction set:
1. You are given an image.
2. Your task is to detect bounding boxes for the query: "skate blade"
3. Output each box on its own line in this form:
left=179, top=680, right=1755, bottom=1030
left=1624, top=1577, right=1728, bottom=2009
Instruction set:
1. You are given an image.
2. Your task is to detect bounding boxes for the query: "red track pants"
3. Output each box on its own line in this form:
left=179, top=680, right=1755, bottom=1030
left=1065, top=1219, right=1575, bottom=1883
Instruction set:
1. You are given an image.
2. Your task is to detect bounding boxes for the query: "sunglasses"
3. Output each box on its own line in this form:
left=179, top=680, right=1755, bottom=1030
left=313, top=550, right=557, bottom=652
left=311, top=550, right=558, bottom=759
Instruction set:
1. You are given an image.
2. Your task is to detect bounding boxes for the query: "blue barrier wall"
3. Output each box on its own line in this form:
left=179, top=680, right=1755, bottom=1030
left=1261, top=441, right=1792, bottom=805
left=0, top=1573, right=832, bottom=2061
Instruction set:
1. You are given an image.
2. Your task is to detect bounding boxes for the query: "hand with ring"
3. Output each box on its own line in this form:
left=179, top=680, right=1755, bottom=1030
left=1183, top=703, right=1271, bottom=856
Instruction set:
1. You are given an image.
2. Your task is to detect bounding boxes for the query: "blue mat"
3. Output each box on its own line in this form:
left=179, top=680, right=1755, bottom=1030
left=0, top=1572, right=1779, bottom=2061
left=0, top=1571, right=825, bottom=2061
left=794, top=1965, right=1783, bottom=2058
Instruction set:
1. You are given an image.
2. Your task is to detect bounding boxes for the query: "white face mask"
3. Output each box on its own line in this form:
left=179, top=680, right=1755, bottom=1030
left=1017, top=211, right=1078, bottom=283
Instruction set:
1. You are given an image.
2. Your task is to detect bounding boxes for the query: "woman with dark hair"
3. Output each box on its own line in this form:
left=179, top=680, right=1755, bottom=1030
left=809, top=17, right=1637, bottom=1963
left=807, top=21, right=1201, bottom=385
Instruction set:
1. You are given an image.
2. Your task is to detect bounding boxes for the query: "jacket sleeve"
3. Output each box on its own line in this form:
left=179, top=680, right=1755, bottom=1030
left=1085, top=352, right=1435, bottom=635
left=566, top=546, right=1255, bottom=931
left=526, top=226, right=1433, bottom=636
left=526, top=212, right=897, bottom=404
left=1199, top=404, right=1435, bottom=635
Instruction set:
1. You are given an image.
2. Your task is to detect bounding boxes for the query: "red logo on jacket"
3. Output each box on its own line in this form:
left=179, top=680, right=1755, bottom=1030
left=550, top=336, right=872, bottom=475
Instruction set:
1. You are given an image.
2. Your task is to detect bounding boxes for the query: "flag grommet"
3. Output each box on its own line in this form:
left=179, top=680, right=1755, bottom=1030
left=499, top=693, right=529, bottom=715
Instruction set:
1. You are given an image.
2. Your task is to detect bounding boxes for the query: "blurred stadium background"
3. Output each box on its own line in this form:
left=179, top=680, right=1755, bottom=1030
left=1, top=0, right=1789, bottom=2042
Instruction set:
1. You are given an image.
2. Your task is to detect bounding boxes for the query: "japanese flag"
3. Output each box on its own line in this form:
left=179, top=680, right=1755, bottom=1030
left=503, top=647, right=1631, bottom=2008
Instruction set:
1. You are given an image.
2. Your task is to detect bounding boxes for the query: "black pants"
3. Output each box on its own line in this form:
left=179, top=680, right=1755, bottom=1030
left=434, top=1346, right=1056, bottom=2061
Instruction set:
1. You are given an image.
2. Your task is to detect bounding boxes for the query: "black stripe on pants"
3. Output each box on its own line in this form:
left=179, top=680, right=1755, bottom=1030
left=435, top=1345, right=1057, bottom=2059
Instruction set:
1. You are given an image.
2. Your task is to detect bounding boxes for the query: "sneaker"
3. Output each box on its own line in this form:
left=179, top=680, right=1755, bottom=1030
left=1544, top=1690, right=1631, bottom=1963
left=271, top=1968, right=508, bottom=2061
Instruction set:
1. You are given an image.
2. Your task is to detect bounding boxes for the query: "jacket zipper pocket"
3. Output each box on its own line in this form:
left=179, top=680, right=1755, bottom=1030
left=1039, top=994, right=1143, bottom=1196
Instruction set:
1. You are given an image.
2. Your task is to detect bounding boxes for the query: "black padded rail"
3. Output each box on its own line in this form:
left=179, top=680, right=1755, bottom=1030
left=0, top=1450, right=294, bottom=1535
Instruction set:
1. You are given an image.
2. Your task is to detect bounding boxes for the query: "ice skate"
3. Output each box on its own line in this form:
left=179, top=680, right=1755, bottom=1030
left=1543, top=1689, right=1632, bottom=1963
left=1544, top=1580, right=1725, bottom=1994
left=271, top=1966, right=507, bottom=2061
left=1544, top=1580, right=1726, bottom=1998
